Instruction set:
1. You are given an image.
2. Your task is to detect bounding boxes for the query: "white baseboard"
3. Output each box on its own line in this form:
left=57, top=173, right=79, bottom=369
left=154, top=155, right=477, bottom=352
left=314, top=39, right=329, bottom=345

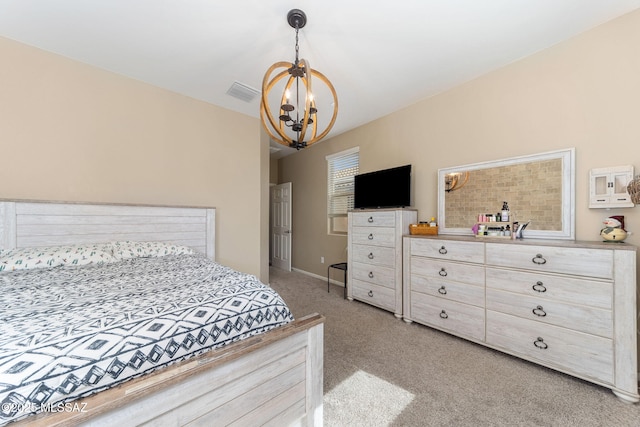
left=292, top=267, right=346, bottom=287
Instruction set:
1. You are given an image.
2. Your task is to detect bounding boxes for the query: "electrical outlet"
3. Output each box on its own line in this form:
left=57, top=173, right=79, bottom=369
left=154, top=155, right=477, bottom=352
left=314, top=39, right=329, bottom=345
left=320, top=257, right=325, bottom=264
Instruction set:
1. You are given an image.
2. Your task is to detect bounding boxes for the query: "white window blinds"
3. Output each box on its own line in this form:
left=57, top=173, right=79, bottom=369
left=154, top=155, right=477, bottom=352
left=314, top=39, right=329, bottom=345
left=327, top=147, right=359, bottom=218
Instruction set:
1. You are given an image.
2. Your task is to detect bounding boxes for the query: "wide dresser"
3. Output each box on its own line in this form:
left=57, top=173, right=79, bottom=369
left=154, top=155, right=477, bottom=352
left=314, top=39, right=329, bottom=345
left=402, top=235, right=639, bottom=402
left=347, top=208, right=417, bottom=317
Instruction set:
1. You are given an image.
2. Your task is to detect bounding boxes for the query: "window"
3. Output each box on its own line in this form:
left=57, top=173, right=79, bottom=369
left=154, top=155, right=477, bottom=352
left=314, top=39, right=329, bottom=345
left=327, top=147, right=359, bottom=235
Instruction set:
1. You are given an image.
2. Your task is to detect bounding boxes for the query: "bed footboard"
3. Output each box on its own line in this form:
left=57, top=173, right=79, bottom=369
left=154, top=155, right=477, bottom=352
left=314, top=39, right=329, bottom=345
left=13, top=314, right=324, bottom=427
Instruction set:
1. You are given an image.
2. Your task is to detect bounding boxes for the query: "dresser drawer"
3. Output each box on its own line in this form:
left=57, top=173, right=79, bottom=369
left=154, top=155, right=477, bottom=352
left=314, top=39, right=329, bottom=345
left=352, top=279, right=395, bottom=312
left=352, top=262, right=395, bottom=288
left=486, top=288, right=612, bottom=338
left=410, top=274, right=484, bottom=307
left=409, top=238, right=484, bottom=263
left=485, top=243, right=613, bottom=279
left=351, top=244, right=395, bottom=267
left=351, top=226, right=396, bottom=247
left=410, top=257, right=485, bottom=287
left=409, top=292, right=485, bottom=342
left=486, top=311, right=613, bottom=384
left=486, top=268, right=612, bottom=309
left=351, top=211, right=396, bottom=227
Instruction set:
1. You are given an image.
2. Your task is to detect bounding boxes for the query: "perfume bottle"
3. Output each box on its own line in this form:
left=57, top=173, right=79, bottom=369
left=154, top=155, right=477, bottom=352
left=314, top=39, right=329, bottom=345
left=501, top=201, right=510, bottom=222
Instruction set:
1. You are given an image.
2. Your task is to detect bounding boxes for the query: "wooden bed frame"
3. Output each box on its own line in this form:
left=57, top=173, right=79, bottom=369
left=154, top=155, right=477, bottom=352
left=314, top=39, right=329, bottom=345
left=0, top=200, right=324, bottom=426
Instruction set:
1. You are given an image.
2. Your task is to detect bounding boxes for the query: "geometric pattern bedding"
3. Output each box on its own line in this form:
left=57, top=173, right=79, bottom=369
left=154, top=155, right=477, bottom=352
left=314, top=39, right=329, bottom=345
left=0, top=253, right=293, bottom=425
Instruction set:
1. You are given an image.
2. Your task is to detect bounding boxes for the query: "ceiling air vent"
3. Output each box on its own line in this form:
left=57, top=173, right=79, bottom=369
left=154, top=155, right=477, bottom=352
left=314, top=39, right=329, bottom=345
left=226, top=81, right=260, bottom=102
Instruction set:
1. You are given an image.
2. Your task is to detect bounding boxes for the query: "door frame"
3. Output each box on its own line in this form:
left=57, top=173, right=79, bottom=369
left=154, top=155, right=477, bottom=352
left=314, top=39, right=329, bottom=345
left=270, top=182, right=292, bottom=271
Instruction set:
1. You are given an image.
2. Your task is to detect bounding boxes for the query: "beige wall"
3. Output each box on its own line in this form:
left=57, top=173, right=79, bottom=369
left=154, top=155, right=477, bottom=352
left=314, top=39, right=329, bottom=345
left=280, top=9, right=640, bottom=277
left=279, top=139, right=356, bottom=271
left=0, top=36, right=267, bottom=279
left=270, top=157, right=279, bottom=184
left=260, top=130, right=270, bottom=281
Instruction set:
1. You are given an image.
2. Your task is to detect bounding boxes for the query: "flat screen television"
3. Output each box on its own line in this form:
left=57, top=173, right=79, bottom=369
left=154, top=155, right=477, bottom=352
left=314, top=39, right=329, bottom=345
left=354, top=164, right=411, bottom=209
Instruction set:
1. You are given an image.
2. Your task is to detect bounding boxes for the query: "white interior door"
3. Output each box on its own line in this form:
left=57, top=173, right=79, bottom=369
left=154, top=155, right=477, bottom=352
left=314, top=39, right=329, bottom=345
left=271, top=182, right=292, bottom=271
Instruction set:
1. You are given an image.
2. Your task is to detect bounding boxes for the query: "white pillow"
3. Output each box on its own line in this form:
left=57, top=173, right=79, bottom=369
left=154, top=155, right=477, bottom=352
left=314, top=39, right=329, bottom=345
left=110, top=241, right=194, bottom=260
left=0, top=244, right=116, bottom=272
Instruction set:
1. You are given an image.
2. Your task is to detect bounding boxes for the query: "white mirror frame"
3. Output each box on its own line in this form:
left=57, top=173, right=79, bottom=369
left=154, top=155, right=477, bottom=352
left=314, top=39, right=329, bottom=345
left=437, top=148, right=575, bottom=240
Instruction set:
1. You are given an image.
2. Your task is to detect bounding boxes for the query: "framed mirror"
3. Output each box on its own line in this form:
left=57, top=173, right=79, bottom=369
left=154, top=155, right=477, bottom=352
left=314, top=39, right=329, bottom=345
left=437, top=148, right=575, bottom=240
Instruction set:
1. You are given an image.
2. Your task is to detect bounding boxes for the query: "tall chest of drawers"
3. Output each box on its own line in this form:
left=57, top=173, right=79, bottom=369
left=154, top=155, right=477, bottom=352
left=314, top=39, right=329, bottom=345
left=347, top=208, right=417, bottom=317
left=403, top=235, right=638, bottom=403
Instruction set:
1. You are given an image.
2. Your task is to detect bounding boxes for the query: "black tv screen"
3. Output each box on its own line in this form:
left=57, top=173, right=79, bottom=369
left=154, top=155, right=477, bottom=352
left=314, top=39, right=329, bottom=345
left=354, top=165, right=411, bottom=209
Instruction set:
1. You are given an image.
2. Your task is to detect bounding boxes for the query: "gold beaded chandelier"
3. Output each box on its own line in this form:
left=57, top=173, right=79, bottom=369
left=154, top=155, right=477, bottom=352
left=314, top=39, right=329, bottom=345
left=260, top=9, right=338, bottom=150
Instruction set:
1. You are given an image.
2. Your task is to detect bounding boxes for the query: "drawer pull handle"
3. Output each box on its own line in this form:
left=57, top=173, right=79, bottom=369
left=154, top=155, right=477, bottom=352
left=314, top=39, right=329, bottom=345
left=532, top=305, right=547, bottom=317
left=532, top=254, right=547, bottom=265
left=438, top=268, right=447, bottom=277
left=368, top=272, right=374, bottom=278
left=368, top=216, right=374, bottom=223
left=439, top=310, right=448, bottom=319
left=533, top=337, right=548, bottom=350
left=368, top=290, right=374, bottom=297
left=368, top=252, right=374, bottom=259
left=438, top=286, right=447, bottom=295
left=532, top=281, right=547, bottom=293
left=368, top=233, right=374, bottom=240
left=439, top=246, right=448, bottom=255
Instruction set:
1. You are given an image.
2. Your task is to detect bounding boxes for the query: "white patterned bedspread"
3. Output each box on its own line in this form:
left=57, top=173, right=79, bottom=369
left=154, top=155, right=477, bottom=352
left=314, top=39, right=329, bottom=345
left=0, top=253, right=293, bottom=425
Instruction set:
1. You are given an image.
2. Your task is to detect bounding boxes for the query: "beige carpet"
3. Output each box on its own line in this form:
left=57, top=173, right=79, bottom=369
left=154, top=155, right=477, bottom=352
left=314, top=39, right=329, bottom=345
left=268, top=267, right=640, bottom=427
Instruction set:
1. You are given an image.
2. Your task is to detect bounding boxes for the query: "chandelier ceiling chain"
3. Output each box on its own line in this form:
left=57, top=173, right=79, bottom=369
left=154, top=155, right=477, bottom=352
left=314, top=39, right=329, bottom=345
left=294, top=21, right=300, bottom=62
left=260, top=9, right=338, bottom=150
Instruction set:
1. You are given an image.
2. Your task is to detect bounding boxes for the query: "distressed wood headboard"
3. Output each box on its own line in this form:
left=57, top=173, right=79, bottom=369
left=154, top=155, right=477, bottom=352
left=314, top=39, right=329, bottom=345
left=0, top=200, right=215, bottom=260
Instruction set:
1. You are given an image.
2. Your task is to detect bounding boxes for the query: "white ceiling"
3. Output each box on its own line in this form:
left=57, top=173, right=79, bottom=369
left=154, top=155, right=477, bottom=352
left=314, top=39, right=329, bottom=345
left=2, top=1, right=640, bottom=158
